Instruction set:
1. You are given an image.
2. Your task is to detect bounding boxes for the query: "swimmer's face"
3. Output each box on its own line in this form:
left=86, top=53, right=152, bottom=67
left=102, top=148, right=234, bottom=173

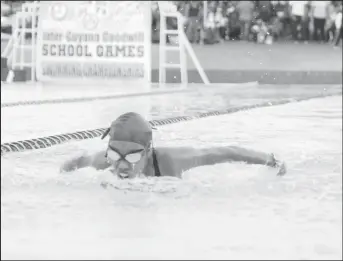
left=106, top=141, right=150, bottom=179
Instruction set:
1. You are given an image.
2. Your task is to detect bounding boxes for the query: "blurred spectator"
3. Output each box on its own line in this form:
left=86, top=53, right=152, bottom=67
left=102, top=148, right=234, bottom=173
left=257, top=1, right=273, bottom=23
left=236, top=1, right=255, bottom=41
left=226, top=1, right=241, bottom=40
left=334, top=3, right=342, bottom=47
left=271, top=1, right=292, bottom=40
left=184, top=1, right=201, bottom=43
left=289, top=1, right=310, bottom=41
left=269, top=16, right=283, bottom=41
left=325, top=1, right=337, bottom=43
left=214, top=5, right=227, bottom=41
left=311, top=1, right=330, bottom=42
left=203, top=2, right=220, bottom=44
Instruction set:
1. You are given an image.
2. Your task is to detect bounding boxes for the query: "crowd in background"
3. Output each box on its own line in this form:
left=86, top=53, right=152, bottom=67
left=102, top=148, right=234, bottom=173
left=2, top=1, right=342, bottom=47
left=152, top=1, right=342, bottom=46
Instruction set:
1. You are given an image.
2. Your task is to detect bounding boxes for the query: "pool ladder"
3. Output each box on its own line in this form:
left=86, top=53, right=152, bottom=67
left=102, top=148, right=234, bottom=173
left=158, top=2, right=209, bottom=86
left=1, top=1, right=39, bottom=82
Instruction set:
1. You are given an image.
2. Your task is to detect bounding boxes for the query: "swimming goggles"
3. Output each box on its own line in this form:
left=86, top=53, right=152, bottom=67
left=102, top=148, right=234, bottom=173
left=106, top=148, right=145, bottom=165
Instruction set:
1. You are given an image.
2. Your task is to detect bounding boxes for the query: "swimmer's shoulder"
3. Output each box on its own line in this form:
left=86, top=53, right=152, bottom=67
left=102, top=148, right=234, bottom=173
left=153, top=146, right=201, bottom=178
left=90, top=150, right=111, bottom=170
left=154, top=146, right=206, bottom=159
left=153, top=146, right=191, bottom=161
left=151, top=147, right=176, bottom=177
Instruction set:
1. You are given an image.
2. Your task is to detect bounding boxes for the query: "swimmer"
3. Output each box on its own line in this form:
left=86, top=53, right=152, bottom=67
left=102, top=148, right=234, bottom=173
left=60, top=112, right=286, bottom=178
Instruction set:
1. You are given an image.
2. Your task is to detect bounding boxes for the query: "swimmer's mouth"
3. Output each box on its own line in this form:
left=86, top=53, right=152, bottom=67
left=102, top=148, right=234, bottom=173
left=118, top=172, right=130, bottom=179
left=110, top=169, right=130, bottom=179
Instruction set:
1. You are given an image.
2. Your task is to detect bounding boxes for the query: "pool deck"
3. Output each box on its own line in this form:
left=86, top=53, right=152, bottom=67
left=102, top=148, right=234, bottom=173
left=150, top=42, right=342, bottom=84
left=1, top=38, right=342, bottom=84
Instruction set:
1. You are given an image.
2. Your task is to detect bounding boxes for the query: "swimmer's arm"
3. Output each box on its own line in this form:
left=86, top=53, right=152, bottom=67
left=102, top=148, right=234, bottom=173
left=164, top=146, right=283, bottom=177
left=200, top=146, right=279, bottom=167
left=60, top=150, right=110, bottom=172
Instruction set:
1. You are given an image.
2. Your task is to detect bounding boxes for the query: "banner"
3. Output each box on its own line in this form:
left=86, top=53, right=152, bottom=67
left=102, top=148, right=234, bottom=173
left=36, top=1, right=151, bottom=82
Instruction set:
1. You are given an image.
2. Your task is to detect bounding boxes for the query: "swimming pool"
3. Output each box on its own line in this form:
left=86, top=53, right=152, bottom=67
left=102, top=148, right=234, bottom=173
left=1, top=84, right=342, bottom=259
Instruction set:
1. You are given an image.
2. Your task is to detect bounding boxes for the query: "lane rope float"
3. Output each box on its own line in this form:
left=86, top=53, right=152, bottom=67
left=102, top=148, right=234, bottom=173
left=1, top=92, right=341, bottom=156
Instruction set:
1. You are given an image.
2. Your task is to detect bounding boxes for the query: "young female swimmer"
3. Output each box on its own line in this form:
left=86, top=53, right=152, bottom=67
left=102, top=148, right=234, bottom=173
left=60, top=112, right=286, bottom=178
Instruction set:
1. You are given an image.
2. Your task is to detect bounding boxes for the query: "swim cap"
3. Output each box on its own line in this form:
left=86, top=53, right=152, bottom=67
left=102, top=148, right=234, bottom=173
left=101, top=112, right=152, bottom=147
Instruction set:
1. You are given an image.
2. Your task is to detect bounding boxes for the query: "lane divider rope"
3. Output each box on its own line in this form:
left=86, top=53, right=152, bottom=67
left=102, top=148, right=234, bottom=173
left=1, top=92, right=341, bottom=156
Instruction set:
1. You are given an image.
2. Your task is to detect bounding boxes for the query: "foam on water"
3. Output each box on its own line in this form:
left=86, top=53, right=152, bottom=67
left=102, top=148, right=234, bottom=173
left=1, top=92, right=342, bottom=259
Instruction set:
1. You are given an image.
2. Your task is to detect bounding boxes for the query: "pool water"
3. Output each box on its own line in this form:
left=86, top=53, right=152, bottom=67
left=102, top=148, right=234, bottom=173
left=1, top=83, right=342, bottom=259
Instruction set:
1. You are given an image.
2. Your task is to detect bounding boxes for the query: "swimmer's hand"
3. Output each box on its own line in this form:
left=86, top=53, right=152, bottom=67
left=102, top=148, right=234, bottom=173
left=276, top=161, right=287, bottom=176
left=60, top=158, right=80, bottom=172
left=60, top=151, right=110, bottom=173
left=269, top=154, right=287, bottom=176
left=60, top=155, right=92, bottom=173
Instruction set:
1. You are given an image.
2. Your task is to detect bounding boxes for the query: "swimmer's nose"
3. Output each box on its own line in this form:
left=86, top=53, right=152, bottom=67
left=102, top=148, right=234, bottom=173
left=116, top=159, right=130, bottom=171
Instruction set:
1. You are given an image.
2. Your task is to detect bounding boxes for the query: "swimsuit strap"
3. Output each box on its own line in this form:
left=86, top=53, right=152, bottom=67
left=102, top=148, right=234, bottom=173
left=152, top=148, right=161, bottom=177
